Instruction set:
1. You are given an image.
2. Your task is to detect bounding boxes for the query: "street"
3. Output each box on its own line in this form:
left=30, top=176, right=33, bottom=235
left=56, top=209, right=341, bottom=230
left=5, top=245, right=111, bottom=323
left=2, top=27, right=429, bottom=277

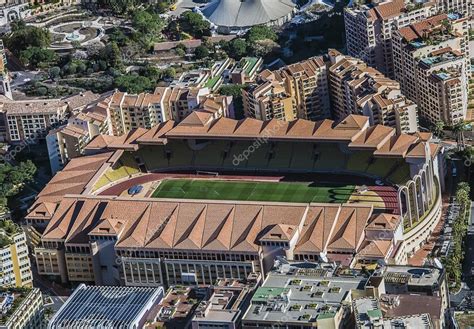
left=170, top=0, right=207, bottom=16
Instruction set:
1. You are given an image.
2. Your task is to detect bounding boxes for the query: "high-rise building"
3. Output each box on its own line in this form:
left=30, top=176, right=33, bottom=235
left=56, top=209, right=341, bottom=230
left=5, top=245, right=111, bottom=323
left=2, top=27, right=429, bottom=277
left=0, top=40, right=11, bottom=100
left=328, top=50, right=418, bottom=133
left=243, top=56, right=331, bottom=121
left=344, top=0, right=438, bottom=77
left=0, top=288, right=44, bottom=329
left=392, top=13, right=470, bottom=125
left=0, top=220, right=32, bottom=288
left=437, top=0, right=472, bottom=16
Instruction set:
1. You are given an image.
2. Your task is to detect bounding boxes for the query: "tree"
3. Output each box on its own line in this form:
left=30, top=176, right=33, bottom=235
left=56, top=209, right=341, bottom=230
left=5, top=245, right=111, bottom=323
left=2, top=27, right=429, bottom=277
left=48, top=66, right=61, bottom=80
left=452, top=120, right=469, bottom=151
left=98, top=42, right=123, bottom=69
left=179, top=12, right=211, bottom=38
left=194, top=45, right=210, bottom=60
left=3, top=25, right=51, bottom=56
left=19, top=47, right=57, bottom=69
left=225, top=38, right=247, bottom=60
left=0, top=160, right=36, bottom=213
left=250, top=39, right=279, bottom=57
left=246, top=25, right=278, bottom=43
left=71, top=40, right=81, bottom=49
left=432, top=120, right=445, bottom=138
left=219, top=84, right=245, bottom=119
left=114, top=74, right=153, bottom=94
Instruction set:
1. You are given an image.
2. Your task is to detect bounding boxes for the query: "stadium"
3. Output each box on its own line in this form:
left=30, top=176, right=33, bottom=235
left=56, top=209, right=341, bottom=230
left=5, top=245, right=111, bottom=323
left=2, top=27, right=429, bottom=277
left=29, top=113, right=444, bottom=286
left=201, top=0, right=296, bottom=34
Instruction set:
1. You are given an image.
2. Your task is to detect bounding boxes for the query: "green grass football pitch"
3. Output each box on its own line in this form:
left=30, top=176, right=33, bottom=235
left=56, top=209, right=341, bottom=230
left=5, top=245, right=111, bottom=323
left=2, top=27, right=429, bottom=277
left=151, top=179, right=355, bottom=203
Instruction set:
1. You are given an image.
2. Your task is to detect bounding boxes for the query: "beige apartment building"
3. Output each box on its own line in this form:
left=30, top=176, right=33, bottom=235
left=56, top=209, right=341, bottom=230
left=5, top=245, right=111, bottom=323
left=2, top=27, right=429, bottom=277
left=328, top=50, right=418, bottom=133
left=107, top=87, right=233, bottom=136
left=243, top=56, right=331, bottom=121
left=392, top=13, right=470, bottom=125
left=47, top=88, right=233, bottom=173
left=344, top=0, right=439, bottom=78
left=0, top=221, right=32, bottom=288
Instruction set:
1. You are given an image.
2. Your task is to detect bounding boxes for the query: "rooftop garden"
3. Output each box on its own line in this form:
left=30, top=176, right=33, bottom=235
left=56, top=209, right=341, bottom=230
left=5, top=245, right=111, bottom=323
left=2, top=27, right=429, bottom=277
left=0, top=220, right=20, bottom=248
left=0, top=287, right=32, bottom=325
left=289, top=304, right=302, bottom=311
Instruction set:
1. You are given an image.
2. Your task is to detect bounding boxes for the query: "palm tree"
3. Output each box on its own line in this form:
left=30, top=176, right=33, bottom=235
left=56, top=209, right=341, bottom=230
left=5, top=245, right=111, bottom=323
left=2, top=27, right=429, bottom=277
left=452, top=120, right=469, bottom=151
left=433, top=120, right=445, bottom=138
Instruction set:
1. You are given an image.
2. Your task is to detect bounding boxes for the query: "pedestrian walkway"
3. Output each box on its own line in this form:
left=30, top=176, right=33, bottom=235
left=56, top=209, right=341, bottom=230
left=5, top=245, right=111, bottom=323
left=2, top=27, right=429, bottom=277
left=408, top=194, right=449, bottom=266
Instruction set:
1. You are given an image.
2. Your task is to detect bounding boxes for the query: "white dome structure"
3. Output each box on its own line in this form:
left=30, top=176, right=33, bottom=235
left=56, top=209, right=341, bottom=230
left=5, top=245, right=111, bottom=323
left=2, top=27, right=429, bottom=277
left=202, top=0, right=296, bottom=33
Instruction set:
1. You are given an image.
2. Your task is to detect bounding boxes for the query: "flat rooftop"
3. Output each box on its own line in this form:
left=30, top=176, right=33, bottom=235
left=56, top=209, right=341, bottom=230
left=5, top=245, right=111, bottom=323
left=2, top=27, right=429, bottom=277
left=49, top=285, right=163, bottom=328
left=243, top=272, right=366, bottom=324
left=383, top=265, right=442, bottom=288
left=383, top=314, right=432, bottom=328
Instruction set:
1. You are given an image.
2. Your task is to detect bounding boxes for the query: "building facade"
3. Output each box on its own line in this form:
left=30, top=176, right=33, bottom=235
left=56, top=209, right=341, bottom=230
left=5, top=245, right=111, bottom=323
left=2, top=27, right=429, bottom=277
left=344, top=0, right=438, bottom=78
left=0, top=222, right=32, bottom=288
left=392, top=13, right=470, bottom=125
left=243, top=56, right=331, bottom=121
left=328, top=50, right=418, bottom=133
left=0, top=288, right=44, bottom=329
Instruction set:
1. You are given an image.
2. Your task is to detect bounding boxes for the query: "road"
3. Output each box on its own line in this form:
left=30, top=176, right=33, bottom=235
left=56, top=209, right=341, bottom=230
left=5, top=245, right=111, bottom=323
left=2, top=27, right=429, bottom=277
left=170, top=0, right=207, bottom=16
left=10, top=71, right=39, bottom=88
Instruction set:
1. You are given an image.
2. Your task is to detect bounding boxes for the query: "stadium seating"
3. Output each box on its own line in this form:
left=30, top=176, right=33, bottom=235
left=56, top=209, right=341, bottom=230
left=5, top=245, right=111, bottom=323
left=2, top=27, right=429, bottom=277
left=128, top=138, right=412, bottom=188
left=167, top=141, right=194, bottom=168
left=290, top=143, right=316, bottom=170
left=194, top=141, right=228, bottom=168
left=346, top=151, right=372, bottom=172
left=387, top=163, right=411, bottom=185
left=313, top=144, right=345, bottom=171
left=222, top=141, right=253, bottom=169
left=366, top=158, right=393, bottom=178
left=247, top=143, right=271, bottom=169
left=139, top=146, right=169, bottom=171
left=267, top=142, right=293, bottom=169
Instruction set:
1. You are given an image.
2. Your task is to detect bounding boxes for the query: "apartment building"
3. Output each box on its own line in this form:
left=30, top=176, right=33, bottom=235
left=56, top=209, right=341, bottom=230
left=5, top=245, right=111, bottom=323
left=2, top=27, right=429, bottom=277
left=437, top=0, right=472, bottom=16
left=242, top=261, right=367, bottom=328
left=192, top=279, right=258, bottom=329
left=0, top=92, right=100, bottom=143
left=0, top=221, right=32, bottom=288
left=353, top=265, right=449, bottom=328
left=328, top=50, right=418, bottom=133
left=392, top=13, right=470, bottom=125
left=344, top=0, right=438, bottom=78
left=0, top=288, right=44, bottom=329
left=0, top=41, right=11, bottom=100
left=106, top=87, right=233, bottom=135
left=243, top=56, right=331, bottom=121
left=47, top=95, right=110, bottom=174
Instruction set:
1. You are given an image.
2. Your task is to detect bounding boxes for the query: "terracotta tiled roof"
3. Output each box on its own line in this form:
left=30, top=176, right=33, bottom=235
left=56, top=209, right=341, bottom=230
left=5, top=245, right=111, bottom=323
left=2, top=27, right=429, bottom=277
left=366, top=213, right=400, bottom=231
left=40, top=197, right=383, bottom=256
left=357, top=240, right=393, bottom=258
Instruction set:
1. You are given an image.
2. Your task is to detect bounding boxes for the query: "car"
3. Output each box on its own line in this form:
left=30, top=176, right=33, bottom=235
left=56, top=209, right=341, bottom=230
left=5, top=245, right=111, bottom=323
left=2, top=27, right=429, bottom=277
left=127, top=185, right=143, bottom=196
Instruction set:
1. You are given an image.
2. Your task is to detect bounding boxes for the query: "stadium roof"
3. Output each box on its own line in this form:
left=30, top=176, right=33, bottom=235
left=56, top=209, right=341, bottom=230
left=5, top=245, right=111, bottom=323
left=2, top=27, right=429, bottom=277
left=40, top=195, right=383, bottom=256
left=202, top=0, right=295, bottom=28
left=84, top=114, right=438, bottom=160
left=48, top=284, right=163, bottom=329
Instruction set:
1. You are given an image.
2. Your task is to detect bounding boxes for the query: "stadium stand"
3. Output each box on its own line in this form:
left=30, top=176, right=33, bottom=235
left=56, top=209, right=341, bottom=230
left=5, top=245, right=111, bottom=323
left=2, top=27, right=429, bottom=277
left=139, top=146, right=169, bottom=171
left=167, top=141, right=194, bottom=168
left=346, top=151, right=372, bottom=172
left=313, top=144, right=345, bottom=171
left=92, top=152, right=140, bottom=191
left=267, top=142, right=293, bottom=169
left=290, top=143, right=316, bottom=170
